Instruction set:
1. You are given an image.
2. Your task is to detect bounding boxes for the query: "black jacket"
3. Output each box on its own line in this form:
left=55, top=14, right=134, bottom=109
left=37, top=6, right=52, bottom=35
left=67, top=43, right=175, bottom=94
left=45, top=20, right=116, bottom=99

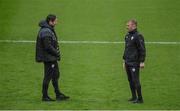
left=123, top=29, right=146, bottom=66
left=35, top=20, right=60, bottom=62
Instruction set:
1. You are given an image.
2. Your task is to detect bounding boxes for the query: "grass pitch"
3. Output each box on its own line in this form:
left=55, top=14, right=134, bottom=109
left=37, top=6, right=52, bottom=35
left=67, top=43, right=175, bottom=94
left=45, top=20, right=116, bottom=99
left=0, top=0, right=180, bottom=110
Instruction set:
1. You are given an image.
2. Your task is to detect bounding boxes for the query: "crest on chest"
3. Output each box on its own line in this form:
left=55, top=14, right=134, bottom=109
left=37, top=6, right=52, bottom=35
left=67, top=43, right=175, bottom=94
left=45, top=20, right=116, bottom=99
left=126, top=36, right=134, bottom=41
left=131, top=36, right=134, bottom=40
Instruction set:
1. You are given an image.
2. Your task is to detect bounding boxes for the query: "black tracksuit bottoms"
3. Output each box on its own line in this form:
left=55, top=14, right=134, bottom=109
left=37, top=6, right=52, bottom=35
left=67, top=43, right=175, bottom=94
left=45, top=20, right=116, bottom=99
left=42, top=61, right=60, bottom=97
left=125, top=63, right=143, bottom=100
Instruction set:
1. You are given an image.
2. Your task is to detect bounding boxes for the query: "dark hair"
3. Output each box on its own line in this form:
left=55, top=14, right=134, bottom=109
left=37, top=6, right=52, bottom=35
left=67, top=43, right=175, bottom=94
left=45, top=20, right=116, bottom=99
left=46, top=14, right=57, bottom=23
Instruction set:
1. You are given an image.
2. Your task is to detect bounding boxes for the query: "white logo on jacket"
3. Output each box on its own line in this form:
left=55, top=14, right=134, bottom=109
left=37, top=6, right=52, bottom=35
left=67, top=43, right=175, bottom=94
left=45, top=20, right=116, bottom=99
left=131, top=36, right=134, bottom=40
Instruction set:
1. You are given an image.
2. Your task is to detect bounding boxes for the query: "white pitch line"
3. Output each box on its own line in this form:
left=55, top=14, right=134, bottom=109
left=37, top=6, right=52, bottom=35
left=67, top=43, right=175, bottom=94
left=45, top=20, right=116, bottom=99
left=0, top=40, right=180, bottom=45
left=145, top=41, right=180, bottom=45
left=60, top=41, right=124, bottom=44
left=0, top=40, right=36, bottom=43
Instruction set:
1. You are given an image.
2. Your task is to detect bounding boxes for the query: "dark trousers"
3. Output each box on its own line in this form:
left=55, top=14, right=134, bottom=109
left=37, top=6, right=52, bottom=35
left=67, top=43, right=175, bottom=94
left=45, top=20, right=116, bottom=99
left=42, top=61, right=60, bottom=97
left=125, top=63, right=143, bottom=100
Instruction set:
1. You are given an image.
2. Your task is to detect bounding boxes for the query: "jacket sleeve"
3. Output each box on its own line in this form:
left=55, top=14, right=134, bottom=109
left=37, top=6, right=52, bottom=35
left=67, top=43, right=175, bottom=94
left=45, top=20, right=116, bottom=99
left=123, top=44, right=126, bottom=60
left=123, top=52, right=125, bottom=60
left=43, top=36, right=60, bottom=57
left=122, top=36, right=126, bottom=60
left=41, top=30, right=59, bottom=57
left=135, top=34, right=146, bottom=62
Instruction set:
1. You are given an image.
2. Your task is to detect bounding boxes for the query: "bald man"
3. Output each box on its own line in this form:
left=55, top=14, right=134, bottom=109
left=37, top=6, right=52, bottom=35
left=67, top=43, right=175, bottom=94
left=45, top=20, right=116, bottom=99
left=123, top=19, right=146, bottom=103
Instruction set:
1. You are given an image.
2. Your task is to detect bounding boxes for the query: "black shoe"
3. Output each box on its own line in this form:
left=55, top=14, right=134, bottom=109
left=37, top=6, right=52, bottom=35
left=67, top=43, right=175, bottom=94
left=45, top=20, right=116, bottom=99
left=128, top=97, right=137, bottom=102
left=56, top=93, right=70, bottom=101
left=42, top=96, right=55, bottom=102
left=132, top=98, right=144, bottom=104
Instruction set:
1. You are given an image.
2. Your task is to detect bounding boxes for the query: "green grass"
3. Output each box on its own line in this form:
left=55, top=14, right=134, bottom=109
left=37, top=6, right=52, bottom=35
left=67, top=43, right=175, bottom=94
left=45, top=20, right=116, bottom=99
left=0, top=0, right=180, bottom=110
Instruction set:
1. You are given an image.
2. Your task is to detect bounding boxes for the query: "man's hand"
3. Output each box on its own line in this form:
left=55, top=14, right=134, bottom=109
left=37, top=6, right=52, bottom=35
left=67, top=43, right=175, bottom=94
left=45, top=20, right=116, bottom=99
left=123, top=62, right=125, bottom=69
left=140, top=62, right=145, bottom=69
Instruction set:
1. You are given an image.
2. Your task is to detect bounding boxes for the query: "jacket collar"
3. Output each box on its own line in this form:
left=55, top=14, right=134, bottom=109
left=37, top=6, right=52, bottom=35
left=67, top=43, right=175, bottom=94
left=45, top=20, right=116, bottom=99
left=39, top=20, right=54, bottom=31
left=128, top=29, right=137, bottom=34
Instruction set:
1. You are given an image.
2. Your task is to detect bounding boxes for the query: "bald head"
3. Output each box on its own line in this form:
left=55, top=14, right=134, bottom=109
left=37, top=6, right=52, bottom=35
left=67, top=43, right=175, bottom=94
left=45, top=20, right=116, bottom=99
left=126, top=19, right=137, bottom=32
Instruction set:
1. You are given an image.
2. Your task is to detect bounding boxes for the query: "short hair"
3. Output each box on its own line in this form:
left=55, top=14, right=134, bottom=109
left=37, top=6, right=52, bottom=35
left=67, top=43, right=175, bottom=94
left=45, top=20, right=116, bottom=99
left=46, top=14, right=57, bottom=23
left=128, top=19, right=137, bottom=26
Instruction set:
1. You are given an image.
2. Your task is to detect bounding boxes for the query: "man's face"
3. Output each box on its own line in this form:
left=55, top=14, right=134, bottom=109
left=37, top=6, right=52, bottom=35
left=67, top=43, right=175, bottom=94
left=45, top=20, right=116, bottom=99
left=49, top=18, right=58, bottom=27
left=126, top=21, right=136, bottom=32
